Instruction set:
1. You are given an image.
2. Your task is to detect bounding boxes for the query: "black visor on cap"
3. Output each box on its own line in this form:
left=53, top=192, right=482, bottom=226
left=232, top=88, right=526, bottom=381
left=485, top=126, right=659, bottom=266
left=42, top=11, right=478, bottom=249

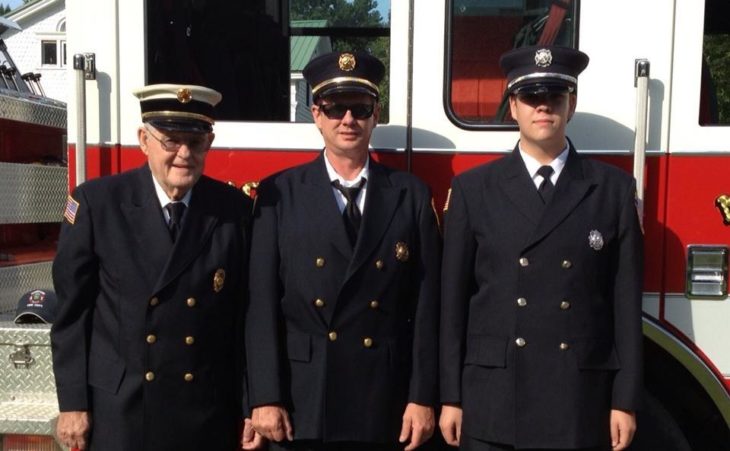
left=317, top=83, right=378, bottom=100
left=512, top=81, right=574, bottom=95
left=145, top=118, right=213, bottom=134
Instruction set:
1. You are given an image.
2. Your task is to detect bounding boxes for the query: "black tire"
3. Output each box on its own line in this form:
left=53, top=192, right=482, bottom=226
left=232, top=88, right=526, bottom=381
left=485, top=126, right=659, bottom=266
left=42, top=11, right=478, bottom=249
left=629, top=391, right=691, bottom=451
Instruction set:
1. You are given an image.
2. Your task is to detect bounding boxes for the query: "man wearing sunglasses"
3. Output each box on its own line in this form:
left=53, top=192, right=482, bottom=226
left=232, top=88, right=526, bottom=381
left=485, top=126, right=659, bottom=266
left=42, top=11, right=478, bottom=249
left=246, top=51, right=441, bottom=451
left=51, top=84, right=260, bottom=450
left=440, top=46, right=643, bottom=451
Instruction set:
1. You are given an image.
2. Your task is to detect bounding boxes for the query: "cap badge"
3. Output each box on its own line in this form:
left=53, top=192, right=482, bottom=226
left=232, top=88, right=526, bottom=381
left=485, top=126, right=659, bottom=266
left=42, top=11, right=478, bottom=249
left=338, top=53, right=357, bottom=71
left=28, top=290, right=46, bottom=305
left=213, top=268, right=226, bottom=293
left=534, top=48, right=553, bottom=68
left=177, top=88, right=193, bottom=104
left=395, top=242, right=410, bottom=262
left=588, top=230, right=604, bottom=251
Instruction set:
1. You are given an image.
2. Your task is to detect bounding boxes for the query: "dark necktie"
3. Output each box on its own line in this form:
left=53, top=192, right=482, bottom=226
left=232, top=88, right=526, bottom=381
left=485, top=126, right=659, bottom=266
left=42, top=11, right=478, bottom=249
left=332, top=178, right=366, bottom=247
left=537, top=165, right=555, bottom=204
left=165, top=202, right=186, bottom=242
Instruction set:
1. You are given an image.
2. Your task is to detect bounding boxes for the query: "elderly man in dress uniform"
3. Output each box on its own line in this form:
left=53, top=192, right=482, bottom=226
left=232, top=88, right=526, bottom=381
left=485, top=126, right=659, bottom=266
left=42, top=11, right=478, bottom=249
left=439, top=46, right=644, bottom=451
left=51, top=84, right=260, bottom=450
left=246, top=51, right=442, bottom=451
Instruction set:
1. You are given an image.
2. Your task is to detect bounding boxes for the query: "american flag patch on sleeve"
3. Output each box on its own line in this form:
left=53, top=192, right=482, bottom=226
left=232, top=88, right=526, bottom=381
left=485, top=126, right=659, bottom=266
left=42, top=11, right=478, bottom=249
left=64, top=195, right=80, bottom=224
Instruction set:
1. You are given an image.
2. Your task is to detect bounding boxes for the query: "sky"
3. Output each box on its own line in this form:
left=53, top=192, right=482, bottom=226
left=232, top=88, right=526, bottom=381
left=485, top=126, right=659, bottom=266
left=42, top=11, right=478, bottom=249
left=6, top=0, right=22, bottom=9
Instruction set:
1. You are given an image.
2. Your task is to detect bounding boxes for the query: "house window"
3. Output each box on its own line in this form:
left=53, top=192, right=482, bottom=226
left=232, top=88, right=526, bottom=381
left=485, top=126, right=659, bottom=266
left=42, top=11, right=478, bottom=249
left=40, top=39, right=66, bottom=67
left=41, top=41, right=57, bottom=65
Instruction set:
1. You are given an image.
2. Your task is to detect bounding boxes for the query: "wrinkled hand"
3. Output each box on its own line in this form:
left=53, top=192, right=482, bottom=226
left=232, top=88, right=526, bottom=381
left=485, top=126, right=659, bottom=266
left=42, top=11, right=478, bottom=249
left=241, top=417, right=265, bottom=449
left=251, top=405, right=293, bottom=442
left=439, top=404, right=462, bottom=447
left=610, top=409, right=636, bottom=450
left=399, top=402, right=435, bottom=450
left=57, top=411, right=91, bottom=450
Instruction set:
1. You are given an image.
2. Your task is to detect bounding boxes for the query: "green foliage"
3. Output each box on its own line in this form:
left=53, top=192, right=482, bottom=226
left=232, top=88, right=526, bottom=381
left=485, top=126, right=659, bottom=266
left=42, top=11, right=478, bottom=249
left=291, top=0, right=391, bottom=122
left=703, top=34, right=730, bottom=124
left=0, top=4, right=10, bottom=15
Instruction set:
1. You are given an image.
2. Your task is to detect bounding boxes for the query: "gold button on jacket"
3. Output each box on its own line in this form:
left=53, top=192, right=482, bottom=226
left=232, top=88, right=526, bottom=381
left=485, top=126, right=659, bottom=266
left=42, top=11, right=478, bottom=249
left=186, top=297, right=196, bottom=307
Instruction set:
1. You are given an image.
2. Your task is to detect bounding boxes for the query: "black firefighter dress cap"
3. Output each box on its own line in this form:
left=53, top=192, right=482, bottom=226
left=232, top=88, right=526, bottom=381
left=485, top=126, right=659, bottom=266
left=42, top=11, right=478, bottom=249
left=133, top=84, right=222, bottom=133
left=303, top=51, right=385, bottom=100
left=14, top=289, right=58, bottom=324
left=500, top=45, right=589, bottom=95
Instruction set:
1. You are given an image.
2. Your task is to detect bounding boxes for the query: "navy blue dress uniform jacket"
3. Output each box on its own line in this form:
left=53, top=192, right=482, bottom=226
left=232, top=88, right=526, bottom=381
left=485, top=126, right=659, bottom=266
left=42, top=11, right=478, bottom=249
left=51, top=165, right=252, bottom=451
left=246, top=154, right=441, bottom=443
left=440, top=145, right=643, bottom=449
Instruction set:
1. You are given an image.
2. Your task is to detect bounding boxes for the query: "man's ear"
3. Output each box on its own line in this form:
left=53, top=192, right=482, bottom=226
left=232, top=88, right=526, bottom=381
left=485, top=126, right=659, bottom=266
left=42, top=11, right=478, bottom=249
left=567, top=94, right=577, bottom=122
left=372, top=102, right=381, bottom=127
left=508, top=95, right=518, bottom=119
left=137, top=127, right=150, bottom=155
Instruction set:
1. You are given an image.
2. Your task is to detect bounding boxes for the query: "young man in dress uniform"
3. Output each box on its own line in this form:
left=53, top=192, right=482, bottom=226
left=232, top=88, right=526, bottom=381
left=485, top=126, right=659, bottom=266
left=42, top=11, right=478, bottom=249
left=246, top=51, right=442, bottom=451
left=51, top=84, right=261, bottom=450
left=439, top=46, right=644, bottom=451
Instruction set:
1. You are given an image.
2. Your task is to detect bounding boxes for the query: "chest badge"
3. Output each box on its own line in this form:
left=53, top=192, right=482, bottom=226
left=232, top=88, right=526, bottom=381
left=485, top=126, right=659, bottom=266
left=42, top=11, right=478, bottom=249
left=213, top=268, right=226, bottom=293
left=395, top=242, right=410, bottom=262
left=588, top=230, right=604, bottom=251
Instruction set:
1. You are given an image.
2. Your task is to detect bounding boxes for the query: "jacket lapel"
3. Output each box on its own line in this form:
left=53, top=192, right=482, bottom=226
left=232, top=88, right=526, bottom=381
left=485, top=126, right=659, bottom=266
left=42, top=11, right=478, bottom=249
left=153, top=176, right=219, bottom=293
left=346, top=161, right=400, bottom=280
left=499, top=147, right=544, bottom=226
left=300, top=153, right=354, bottom=261
left=523, top=146, right=594, bottom=250
left=120, top=166, right=172, bottom=292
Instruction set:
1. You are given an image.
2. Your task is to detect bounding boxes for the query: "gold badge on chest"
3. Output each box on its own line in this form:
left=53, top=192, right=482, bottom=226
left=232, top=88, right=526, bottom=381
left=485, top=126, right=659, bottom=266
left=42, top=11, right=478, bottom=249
left=213, top=268, right=226, bottom=293
left=395, top=242, right=410, bottom=262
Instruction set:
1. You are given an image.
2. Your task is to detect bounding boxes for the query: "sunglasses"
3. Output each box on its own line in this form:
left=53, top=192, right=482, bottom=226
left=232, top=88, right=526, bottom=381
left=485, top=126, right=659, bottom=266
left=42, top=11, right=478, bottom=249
left=318, top=103, right=375, bottom=120
left=515, top=92, right=569, bottom=106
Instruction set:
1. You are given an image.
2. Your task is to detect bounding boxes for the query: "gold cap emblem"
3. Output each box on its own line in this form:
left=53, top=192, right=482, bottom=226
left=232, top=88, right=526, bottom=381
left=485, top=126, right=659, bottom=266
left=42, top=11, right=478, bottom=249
left=213, top=268, right=225, bottom=293
left=338, top=53, right=356, bottom=71
left=177, top=88, right=193, bottom=103
left=395, top=242, right=410, bottom=262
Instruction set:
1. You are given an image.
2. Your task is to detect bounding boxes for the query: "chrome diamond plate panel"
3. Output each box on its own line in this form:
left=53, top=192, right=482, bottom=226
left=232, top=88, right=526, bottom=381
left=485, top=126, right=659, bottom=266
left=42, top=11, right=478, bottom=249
left=0, top=163, right=67, bottom=224
left=0, top=262, right=54, bottom=314
left=0, top=394, right=59, bottom=437
left=0, top=317, right=59, bottom=442
left=0, top=90, right=66, bottom=129
left=0, top=318, right=55, bottom=393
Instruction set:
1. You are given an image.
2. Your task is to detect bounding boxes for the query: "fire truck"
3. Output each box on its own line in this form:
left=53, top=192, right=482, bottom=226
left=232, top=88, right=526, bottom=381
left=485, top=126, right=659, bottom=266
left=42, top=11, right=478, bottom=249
left=1, top=0, right=729, bottom=449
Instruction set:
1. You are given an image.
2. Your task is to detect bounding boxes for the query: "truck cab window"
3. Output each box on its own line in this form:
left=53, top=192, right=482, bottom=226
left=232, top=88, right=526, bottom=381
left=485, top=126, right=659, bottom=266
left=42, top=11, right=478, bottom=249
left=700, top=0, right=730, bottom=125
left=447, top=0, right=578, bottom=127
left=146, top=0, right=390, bottom=123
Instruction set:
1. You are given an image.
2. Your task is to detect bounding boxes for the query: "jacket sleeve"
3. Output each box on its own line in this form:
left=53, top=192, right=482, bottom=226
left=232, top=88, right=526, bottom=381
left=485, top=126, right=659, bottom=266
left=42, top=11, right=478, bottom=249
left=439, top=177, right=477, bottom=405
left=407, top=185, right=442, bottom=406
left=611, top=179, right=644, bottom=410
left=51, top=187, right=97, bottom=412
left=245, top=179, right=285, bottom=407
